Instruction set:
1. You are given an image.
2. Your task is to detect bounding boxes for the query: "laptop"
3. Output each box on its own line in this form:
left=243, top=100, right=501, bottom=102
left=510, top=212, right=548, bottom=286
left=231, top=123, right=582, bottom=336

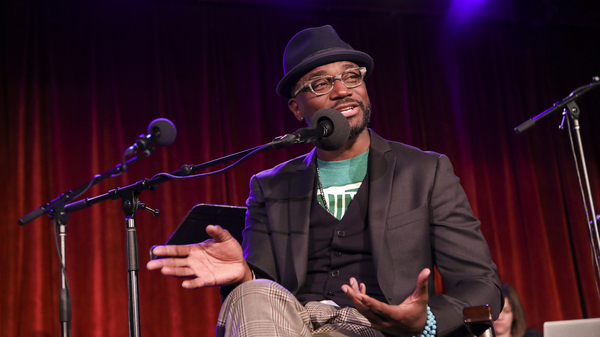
left=543, top=317, right=600, bottom=337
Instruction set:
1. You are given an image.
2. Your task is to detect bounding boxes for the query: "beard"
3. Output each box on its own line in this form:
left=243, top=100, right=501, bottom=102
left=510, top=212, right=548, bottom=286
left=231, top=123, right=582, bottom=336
left=348, top=101, right=371, bottom=139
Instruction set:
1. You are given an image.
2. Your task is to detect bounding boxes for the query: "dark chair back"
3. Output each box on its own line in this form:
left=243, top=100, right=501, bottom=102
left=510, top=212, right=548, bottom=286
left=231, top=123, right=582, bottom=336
left=463, top=305, right=496, bottom=337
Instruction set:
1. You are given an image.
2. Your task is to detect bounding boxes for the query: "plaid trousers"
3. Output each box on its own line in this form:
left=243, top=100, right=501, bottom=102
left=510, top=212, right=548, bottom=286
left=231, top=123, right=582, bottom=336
left=216, top=279, right=385, bottom=337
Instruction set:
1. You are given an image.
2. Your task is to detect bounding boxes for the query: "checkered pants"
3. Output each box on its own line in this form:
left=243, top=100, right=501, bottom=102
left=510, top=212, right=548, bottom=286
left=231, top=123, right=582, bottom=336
left=216, top=279, right=385, bottom=337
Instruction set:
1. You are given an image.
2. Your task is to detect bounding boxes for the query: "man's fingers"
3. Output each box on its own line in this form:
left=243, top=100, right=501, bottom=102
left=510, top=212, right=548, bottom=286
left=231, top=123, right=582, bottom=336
left=150, top=225, right=229, bottom=261
left=342, top=283, right=402, bottom=332
left=146, top=259, right=162, bottom=270
left=417, top=268, right=430, bottom=286
left=182, top=279, right=197, bottom=289
left=343, top=285, right=385, bottom=316
left=347, top=277, right=367, bottom=295
left=146, top=256, right=191, bottom=271
left=344, top=291, right=387, bottom=325
left=342, top=285, right=367, bottom=309
left=150, top=244, right=193, bottom=258
left=147, top=259, right=167, bottom=270
left=182, top=277, right=211, bottom=289
left=412, top=268, right=430, bottom=300
left=160, top=266, right=196, bottom=277
left=349, top=277, right=360, bottom=292
left=206, top=225, right=232, bottom=243
left=356, top=293, right=387, bottom=315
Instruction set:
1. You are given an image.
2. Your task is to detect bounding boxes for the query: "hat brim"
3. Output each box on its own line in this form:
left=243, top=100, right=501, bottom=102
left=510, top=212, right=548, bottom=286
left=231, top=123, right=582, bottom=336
left=276, top=49, right=374, bottom=99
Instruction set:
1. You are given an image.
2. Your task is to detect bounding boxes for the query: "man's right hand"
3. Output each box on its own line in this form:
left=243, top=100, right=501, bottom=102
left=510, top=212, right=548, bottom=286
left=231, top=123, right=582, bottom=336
left=146, top=225, right=253, bottom=289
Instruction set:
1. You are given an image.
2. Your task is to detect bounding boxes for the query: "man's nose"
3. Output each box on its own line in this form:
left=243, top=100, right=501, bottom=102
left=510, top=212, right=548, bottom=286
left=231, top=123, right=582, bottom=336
left=329, top=79, right=352, bottom=99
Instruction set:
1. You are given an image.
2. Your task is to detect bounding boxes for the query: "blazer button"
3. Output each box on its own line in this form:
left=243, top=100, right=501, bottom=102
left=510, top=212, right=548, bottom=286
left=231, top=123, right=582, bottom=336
left=336, top=230, right=346, bottom=237
left=327, top=291, right=334, bottom=296
left=331, top=270, right=340, bottom=277
left=334, top=251, right=342, bottom=257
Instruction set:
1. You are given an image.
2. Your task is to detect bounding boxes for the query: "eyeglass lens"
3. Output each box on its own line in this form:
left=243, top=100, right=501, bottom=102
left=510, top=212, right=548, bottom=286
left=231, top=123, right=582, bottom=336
left=310, top=68, right=364, bottom=94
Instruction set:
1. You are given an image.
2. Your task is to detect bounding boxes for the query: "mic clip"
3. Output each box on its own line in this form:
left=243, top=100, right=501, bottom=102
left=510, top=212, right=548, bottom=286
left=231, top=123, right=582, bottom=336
left=270, top=134, right=299, bottom=149
left=124, top=134, right=157, bottom=159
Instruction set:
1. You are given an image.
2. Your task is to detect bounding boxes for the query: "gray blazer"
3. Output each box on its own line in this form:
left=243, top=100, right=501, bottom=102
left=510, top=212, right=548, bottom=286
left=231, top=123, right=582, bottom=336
left=242, top=130, right=502, bottom=336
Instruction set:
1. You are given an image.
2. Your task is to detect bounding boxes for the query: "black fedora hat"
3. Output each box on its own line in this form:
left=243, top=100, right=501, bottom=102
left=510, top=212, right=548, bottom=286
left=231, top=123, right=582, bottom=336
left=276, top=25, right=374, bottom=99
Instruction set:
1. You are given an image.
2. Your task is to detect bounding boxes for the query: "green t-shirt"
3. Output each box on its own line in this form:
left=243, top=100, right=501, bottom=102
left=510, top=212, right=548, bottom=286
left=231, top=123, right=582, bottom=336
left=316, top=149, right=369, bottom=220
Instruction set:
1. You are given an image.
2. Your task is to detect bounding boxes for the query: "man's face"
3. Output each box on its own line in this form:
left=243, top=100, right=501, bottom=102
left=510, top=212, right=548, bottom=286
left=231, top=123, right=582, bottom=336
left=288, top=61, right=371, bottom=139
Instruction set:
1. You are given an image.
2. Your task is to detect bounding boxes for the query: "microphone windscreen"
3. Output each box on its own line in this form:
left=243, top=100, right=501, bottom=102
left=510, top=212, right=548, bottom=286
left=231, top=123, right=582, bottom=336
left=148, top=118, right=177, bottom=146
left=309, top=108, right=350, bottom=151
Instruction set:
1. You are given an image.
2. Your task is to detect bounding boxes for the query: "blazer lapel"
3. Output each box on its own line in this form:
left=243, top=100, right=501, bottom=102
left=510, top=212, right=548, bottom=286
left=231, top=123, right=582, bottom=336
left=367, top=131, right=396, bottom=277
left=286, top=148, right=316, bottom=292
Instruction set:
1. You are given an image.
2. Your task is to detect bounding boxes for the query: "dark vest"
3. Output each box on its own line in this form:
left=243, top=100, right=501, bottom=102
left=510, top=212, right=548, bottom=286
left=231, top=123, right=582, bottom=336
left=295, top=173, right=386, bottom=307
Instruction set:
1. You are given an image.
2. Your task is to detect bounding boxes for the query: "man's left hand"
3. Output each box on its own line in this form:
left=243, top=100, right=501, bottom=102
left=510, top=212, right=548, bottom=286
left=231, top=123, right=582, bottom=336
left=341, top=268, right=430, bottom=336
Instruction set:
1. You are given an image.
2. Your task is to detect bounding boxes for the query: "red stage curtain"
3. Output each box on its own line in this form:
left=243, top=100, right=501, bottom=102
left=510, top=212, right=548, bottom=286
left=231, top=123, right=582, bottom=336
left=2, top=1, right=599, bottom=336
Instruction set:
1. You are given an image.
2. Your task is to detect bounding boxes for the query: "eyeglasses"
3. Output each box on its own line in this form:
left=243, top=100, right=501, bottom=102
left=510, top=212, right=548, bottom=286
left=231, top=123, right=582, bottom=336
left=292, top=67, right=367, bottom=98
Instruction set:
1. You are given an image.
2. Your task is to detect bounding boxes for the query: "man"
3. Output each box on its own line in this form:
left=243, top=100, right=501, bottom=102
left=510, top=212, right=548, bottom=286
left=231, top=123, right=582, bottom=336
left=147, top=25, right=502, bottom=337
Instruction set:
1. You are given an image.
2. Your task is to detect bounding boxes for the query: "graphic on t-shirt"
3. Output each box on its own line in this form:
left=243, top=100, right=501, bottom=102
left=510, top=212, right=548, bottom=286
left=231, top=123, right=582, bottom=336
left=319, top=182, right=361, bottom=219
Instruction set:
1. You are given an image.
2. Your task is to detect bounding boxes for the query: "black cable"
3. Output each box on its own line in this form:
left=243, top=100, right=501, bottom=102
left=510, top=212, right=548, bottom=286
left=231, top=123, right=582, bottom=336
left=150, top=144, right=270, bottom=181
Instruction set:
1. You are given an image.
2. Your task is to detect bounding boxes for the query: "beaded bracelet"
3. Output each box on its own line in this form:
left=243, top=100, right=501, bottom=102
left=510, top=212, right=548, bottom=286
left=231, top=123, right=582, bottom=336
left=420, top=305, right=437, bottom=336
left=403, top=305, right=437, bottom=337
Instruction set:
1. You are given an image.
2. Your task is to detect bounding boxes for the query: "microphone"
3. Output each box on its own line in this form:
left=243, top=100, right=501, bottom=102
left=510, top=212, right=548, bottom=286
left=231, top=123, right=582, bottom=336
left=124, top=118, right=177, bottom=157
left=270, top=108, right=350, bottom=150
left=297, top=108, right=350, bottom=151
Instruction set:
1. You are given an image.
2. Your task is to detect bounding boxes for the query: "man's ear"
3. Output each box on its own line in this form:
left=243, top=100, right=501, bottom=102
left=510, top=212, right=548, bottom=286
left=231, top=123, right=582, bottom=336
left=288, top=99, right=304, bottom=121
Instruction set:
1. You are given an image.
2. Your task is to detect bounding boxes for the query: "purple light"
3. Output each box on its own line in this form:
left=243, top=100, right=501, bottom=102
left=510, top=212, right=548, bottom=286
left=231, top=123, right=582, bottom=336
left=449, top=0, right=488, bottom=18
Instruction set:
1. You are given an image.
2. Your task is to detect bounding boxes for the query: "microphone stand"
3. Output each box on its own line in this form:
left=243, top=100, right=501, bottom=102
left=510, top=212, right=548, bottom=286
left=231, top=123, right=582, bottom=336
left=563, top=100, right=600, bottom=286
left=17, top=149, right=155, bottom=337
left=62, top=135, right=299, bottom=337
left=52, top=204, right=71, bottom=337
left=514, top=77, right=600, bottom=295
